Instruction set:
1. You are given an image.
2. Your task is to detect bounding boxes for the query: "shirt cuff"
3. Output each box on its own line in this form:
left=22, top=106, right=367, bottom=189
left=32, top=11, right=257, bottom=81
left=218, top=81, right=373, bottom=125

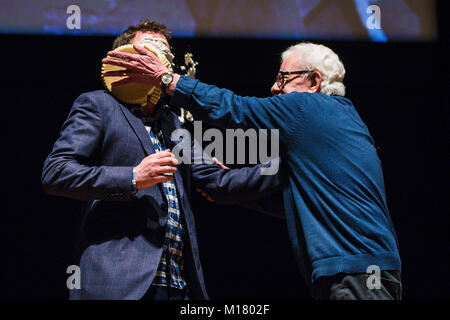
left=131, top=167, right=137, bottom=195
left=170, top=75, right=199, bottom=108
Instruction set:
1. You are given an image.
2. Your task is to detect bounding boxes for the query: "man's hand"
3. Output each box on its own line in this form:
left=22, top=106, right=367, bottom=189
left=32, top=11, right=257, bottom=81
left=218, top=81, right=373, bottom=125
left=135, top=150, right=178, bottom=189
left=212, top=157, right=229, bottom=170
left=196, top=157, right=230, bottom=202
left=101, top=44, right=169, bottom=87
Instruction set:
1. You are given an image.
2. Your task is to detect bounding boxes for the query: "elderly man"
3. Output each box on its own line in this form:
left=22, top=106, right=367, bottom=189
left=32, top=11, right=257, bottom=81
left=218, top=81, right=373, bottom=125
left=102, top=41, right=402, bottom=300
left=42, top=20, right=283, bottom=300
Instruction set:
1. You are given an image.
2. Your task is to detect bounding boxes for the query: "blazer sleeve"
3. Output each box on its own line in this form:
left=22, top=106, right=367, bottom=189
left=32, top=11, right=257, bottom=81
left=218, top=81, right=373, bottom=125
left=41, top=93, right=134, bottom=201
left=190, top=133, right=285, bottom=205
left=239, top=191, right=285, bottom=219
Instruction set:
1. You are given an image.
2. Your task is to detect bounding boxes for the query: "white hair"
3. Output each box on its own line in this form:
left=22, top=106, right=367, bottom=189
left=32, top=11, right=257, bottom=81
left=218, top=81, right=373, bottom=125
left=281, top=42, right=346, bottom=96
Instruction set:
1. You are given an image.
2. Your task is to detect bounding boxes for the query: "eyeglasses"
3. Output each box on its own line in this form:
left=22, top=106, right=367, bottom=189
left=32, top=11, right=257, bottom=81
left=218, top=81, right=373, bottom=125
left=275, top=70, right=312, bottom=88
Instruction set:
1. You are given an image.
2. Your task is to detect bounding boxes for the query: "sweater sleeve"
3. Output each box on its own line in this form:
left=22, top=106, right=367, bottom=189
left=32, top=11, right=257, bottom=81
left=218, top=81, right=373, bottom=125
left=170, top=76, right=305, bottom=142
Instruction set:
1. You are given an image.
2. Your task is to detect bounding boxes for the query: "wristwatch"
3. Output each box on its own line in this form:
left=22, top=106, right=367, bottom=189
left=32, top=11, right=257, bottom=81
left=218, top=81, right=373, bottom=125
left=160, top=71, right=174, bottom=93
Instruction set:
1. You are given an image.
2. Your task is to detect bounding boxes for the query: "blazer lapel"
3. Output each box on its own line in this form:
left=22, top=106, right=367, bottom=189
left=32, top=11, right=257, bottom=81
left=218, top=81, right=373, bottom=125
left=118, top=102, right=186, bottom=203
left=118, top=104, right=155, bottom=156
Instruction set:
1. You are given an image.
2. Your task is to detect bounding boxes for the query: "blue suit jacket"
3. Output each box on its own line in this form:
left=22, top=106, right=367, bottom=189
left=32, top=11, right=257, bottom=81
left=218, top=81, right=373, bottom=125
left=42, top=90, right=283, bottom=300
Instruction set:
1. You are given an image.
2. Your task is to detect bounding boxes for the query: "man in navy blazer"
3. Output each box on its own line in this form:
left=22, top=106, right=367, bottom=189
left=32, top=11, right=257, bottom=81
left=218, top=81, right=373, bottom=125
left=42, top=20, right=283, bottom=300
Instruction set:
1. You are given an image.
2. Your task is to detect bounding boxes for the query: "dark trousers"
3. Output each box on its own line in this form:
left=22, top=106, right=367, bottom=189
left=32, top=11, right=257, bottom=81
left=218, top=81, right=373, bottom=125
left=141, top=284, right=190, bottom=300
left=311, top=270, right=402, bottom=300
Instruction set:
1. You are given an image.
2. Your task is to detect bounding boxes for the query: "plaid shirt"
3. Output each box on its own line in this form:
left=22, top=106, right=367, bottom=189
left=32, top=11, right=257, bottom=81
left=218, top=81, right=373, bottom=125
left=142, top=122, right=187, bottom=290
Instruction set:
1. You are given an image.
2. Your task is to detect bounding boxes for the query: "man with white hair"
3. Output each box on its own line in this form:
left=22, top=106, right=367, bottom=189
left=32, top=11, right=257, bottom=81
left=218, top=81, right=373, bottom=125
left=103, top=42, right=402, bottom=300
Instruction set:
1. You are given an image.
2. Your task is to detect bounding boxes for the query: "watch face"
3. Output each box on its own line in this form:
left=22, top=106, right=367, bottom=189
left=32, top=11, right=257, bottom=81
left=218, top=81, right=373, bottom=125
left=162, top=73, right=173, bottom=84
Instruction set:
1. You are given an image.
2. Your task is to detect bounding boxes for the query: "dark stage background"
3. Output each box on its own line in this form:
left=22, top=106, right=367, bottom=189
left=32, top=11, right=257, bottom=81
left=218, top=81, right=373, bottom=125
left=1, top=4, right=448, bottom=300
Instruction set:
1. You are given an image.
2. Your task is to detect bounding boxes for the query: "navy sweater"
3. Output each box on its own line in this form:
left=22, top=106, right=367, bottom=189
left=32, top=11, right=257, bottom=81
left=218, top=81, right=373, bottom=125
left=172, top=76, right=401, bottom=286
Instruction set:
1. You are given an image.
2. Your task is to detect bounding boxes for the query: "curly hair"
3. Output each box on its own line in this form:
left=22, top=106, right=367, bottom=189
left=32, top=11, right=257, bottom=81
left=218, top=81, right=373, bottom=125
left=112, top=20, right=172, bottom=50
left=282, top=43, right=346, bottom=96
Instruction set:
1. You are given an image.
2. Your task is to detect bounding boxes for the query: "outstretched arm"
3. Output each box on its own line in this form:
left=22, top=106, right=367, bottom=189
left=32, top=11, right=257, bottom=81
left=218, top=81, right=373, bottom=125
left=102, top=46, right=303, bottom=140
left=196, top=158, right=285, bottom=218
left=192, top=158, right=284, bottom=205
left=190, top=131, right=285, bottom=205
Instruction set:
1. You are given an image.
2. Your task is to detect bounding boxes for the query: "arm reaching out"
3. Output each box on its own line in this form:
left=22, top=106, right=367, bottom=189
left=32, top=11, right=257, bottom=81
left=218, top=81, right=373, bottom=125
left=103, top=44, right=302, bottom=139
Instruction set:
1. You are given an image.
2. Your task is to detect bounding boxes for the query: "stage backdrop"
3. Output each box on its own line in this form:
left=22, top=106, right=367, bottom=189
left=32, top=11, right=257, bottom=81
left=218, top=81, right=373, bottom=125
left=0, top=0, right=437, bottom=41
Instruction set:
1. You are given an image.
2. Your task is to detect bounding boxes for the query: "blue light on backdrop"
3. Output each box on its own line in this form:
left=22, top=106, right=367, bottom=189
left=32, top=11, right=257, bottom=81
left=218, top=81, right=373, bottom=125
left=0, top=0, right=437, bottom=41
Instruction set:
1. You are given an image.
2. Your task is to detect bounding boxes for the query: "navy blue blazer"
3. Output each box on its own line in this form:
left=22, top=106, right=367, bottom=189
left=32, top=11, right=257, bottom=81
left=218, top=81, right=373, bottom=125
left=42, top=90, right=283, bottom=300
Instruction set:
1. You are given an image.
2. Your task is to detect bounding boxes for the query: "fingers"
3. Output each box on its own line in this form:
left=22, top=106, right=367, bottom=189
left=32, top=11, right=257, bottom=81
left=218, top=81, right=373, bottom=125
left=156, top=165, right=177, bottom=175
left=153, top=150, right=172, bottom=158
left=153, top=175, right=174, bottom=184
left=133, top=43, right=158, bottom=56
left=102, top=58, right=139, bottom=71
left=156, top=156, right=178, bottom=166
left=106, top=50, right=140, bottom=61
left=212, top=157, right=230, bottom=170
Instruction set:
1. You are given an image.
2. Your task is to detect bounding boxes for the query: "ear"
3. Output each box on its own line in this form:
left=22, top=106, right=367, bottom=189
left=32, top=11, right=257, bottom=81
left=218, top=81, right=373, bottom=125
left=308, top=71, right=322, bottom=93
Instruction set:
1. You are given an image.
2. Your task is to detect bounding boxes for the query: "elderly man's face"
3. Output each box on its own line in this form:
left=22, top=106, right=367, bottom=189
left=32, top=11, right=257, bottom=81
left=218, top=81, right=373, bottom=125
left=270, top=53, right=321, bottom=96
